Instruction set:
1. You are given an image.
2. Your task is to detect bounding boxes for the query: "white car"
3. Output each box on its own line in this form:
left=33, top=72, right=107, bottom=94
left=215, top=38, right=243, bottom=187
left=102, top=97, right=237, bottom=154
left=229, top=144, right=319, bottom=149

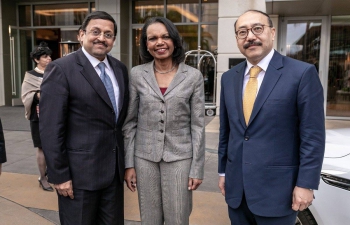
left=296, top=128, right=350, bottom=225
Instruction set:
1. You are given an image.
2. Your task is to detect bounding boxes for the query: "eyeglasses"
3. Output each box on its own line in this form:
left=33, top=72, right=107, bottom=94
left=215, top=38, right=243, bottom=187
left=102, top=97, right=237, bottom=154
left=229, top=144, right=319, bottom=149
left=235, top=24, right=271, bottom=39
left=84, top=30, right=115, bottom=40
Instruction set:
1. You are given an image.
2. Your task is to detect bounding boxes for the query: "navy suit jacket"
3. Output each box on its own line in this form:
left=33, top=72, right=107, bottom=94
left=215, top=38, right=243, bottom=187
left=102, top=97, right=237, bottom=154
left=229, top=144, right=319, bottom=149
left=40, top=48, right=129, bottom=190
left=218, top=50, right=325, bottom=217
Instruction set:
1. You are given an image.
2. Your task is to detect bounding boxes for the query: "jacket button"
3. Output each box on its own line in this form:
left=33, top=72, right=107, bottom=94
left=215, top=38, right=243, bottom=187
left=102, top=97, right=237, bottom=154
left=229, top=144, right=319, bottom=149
left=160, top=120, right=164, bottom=123
left=160, top=110, right=164, bottom=113
left=160, top=129, right=164, bottom=133
left=244, top=136, right=249, bottom=141
left=112, top=149, right=116, bottom=152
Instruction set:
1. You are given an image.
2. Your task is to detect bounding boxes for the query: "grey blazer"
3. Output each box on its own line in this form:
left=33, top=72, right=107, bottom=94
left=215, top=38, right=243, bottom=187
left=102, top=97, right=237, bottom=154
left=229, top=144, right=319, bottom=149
left=123, top=61, right=205, bottom=179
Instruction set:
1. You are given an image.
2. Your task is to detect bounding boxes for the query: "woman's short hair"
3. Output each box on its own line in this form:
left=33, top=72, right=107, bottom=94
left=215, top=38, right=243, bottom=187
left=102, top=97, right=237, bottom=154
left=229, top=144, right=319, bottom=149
left=139, top=17, right=185, bottom=64
left=30, top=42, right=52, bottom=64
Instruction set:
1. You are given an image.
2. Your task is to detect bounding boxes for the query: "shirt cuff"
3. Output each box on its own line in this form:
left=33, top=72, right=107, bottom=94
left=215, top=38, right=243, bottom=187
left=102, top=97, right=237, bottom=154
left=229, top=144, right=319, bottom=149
left=219, top=173, right=225, bottom=176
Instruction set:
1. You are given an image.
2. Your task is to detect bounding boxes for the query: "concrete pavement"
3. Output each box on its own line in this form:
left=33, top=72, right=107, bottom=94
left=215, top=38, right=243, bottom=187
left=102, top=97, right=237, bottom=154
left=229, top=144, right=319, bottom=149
left=0, top=106, right=228, bottom=225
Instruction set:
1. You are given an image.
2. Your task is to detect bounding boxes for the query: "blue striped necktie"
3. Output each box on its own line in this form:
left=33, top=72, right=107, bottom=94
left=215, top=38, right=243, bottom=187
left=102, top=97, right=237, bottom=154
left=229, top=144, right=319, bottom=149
left=98, top=62, right=118, bottom=121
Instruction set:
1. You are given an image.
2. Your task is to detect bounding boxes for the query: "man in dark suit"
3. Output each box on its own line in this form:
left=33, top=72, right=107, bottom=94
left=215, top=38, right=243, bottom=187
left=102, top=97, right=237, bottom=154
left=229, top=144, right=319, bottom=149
left=40, top=11, right=129, bottom=225
left=0, top=118, right=6, bottom=176
left=218, top=10, right=325, bottom=225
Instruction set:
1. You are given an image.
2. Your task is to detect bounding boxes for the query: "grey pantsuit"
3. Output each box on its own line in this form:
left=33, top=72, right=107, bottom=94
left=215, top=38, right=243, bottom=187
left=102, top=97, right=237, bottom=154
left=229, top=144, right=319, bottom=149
left=123, top=61, right=205, bottom=225
left=135, top=157, right=192, bottom=225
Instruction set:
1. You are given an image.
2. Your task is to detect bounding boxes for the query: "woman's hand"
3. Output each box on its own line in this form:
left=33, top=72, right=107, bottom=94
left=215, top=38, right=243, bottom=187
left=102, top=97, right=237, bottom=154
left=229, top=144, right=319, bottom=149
left=124, top=168, right=137, bottom=192
left=188, top=178, right=202, bottom=190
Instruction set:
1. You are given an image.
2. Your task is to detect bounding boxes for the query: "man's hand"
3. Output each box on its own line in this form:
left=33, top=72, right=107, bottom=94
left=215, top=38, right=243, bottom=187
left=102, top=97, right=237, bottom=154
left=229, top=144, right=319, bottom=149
left=188, top=178, right=202, bottom=190
left=124, top=168, right=137, bottom=192
left=292, top=186, right=313, bottom=211
left=54, top=180, right=74, bottom=199
left=218, top=176, right=225, bottom=196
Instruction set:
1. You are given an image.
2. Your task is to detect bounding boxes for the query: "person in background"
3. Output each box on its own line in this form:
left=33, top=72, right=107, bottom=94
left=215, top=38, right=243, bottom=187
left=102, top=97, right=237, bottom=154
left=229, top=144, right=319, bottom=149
left=218, top=10, right=325, bottom=225
left=21, top=41, right=53, bottom=191
left=123, top=17, right=205, bottom=225
left=0, top=118, right=6, bottom=176
left=40, top=11, right=129, bottom=225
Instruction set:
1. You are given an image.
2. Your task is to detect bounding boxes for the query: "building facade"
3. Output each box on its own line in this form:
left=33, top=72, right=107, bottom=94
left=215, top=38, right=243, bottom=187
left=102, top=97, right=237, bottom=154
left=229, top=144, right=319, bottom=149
left=0, top=0, right=349, bottom=119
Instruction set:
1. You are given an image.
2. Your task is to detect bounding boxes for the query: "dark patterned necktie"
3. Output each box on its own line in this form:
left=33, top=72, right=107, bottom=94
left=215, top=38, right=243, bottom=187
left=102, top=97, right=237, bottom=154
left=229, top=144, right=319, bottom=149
left=98, top=62, right=118, bottom=120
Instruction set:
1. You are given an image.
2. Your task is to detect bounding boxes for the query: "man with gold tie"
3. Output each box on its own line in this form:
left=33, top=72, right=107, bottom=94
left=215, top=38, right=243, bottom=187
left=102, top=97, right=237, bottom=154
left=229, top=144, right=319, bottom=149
left=218, top=10, right=325, bottom=225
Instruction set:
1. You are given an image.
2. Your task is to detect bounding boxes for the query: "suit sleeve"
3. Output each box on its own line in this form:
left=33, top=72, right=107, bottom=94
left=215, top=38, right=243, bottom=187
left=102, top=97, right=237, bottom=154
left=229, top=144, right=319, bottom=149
left=218, top=73, right=230, bottom=174
left=296, top=65, right=325, bottom=190
left=122, top=68, right=139, bottom=168
left=39, top=62, right=71, bottom=184
left=189, top=70, right=205, bottom=179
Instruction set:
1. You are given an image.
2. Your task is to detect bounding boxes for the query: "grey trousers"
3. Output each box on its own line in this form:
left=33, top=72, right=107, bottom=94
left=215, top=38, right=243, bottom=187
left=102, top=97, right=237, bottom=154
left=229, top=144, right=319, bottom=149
left=135, top=157, right=193, bottom=225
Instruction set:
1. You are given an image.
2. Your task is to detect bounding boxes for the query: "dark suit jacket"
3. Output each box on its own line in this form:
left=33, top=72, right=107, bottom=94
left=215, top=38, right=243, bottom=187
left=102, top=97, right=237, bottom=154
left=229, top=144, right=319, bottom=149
left=218, top=51, right=325, bottom=217
left=40, top=48, right=129, bottom=190
left=0, top=118, right=6, bottom=164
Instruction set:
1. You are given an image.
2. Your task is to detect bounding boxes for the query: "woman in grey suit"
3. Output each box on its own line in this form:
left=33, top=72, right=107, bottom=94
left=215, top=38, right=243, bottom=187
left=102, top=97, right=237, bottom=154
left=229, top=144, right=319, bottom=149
left=123, top=17, right=205, bottom=225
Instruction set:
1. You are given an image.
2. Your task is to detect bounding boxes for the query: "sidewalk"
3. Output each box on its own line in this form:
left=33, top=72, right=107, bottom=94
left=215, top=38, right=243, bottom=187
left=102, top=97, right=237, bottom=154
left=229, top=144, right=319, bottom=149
left=0, top=106, right=228, bottom=225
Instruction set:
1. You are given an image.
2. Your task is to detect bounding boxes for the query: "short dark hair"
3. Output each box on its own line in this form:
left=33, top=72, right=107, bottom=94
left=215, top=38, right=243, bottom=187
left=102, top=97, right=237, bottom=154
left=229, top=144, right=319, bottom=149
left=139, top=17, right=185, bottom=64
left=234, top=10, right=273, bottom=31
left=30, top=42, right=52, bottom=64
left=81, top=11, right=117, bottom=35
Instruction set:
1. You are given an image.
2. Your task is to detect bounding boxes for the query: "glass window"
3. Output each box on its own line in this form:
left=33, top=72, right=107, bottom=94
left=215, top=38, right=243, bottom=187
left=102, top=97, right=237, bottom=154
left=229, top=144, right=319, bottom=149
left=201, top=0, right=218, bottom=22
left=91, top=3, right=96, bottom=12
left=132, top=0, right=164, bottom=24
left=167, top=0, right=199, bottom=23
left=18, top=5, right=31, bottom=26
left=132, top=28, right=143, bottom=67
left=201, top=24, right=217, bottom=52
left=33, top=3, right=89, bottom=26
left=327, top=16, right=350, bottom=117
left=176, top=25, right=198, bottom=52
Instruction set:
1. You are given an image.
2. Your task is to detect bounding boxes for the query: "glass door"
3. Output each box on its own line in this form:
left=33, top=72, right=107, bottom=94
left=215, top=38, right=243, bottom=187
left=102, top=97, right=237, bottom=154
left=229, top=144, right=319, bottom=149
left=279, top=17, right=330, bottom=115
left=9, top=26, right=35, bottom=105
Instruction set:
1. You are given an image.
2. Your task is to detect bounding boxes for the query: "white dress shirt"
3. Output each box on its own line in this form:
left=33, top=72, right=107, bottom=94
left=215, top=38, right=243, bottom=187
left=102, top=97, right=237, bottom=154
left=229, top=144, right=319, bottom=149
left=82, top=47, right=120, bottom=113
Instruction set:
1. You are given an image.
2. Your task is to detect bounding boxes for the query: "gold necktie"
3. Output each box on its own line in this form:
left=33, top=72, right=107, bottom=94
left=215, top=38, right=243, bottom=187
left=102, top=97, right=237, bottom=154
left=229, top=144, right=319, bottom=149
left=243, top=66, right=262, bottom=125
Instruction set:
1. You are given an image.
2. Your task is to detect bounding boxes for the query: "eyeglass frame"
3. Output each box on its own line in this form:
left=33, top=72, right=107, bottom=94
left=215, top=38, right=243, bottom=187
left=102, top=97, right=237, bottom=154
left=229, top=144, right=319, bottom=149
left=83, top=29, right=115, bottom=40
left=235, top=24, right=272, bottom=39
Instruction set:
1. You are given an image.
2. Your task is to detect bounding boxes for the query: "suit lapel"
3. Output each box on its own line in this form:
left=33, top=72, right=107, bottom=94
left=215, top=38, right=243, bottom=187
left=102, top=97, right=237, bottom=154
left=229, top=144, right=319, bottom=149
left=164, top=62, right=186, bottom=96
left=142, top=62, right=164, bottom=100
left=76, top=49, right=114, bottom=110
left=234, top=62, right=247, bottom=128
left=249, top=51, right=283, bottom=125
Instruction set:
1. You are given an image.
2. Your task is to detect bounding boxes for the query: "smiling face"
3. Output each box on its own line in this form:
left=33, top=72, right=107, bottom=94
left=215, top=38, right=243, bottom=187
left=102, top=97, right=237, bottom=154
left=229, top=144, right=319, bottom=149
left=146, top=22, right=175, bottom=62
left=235, top=11, right=276, bottom=65
left=80, top=19, right=115, bottom=61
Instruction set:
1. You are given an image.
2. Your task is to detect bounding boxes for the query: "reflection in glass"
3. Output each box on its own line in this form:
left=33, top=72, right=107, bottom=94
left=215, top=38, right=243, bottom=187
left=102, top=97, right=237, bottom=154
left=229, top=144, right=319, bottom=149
left=286, top=21, right=321, bottom=72
left=132, top=1, right=164, bottom=24
left=327, top=16, right=350, bottom=117
left=33, top=3, right=89, bottom=26
left=132, top=28, right=143, bottom=67
left=91, top=3, right=96, bottom=12
left=19, top=5, right=31, bottom=26
left=201, top=0, right=218, bottom=22
left=176, top=25, right=198, bottom=52
left=201, top=25, right=217, bottom=52
left=167, top=0, right=199, bottom=23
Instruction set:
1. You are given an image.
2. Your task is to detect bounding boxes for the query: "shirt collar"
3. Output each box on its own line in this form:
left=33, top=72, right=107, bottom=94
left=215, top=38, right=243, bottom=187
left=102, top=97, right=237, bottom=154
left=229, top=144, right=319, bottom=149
left=245, top=49, right=275, bottom=76
left=82, top=47, right=112, bottom=71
